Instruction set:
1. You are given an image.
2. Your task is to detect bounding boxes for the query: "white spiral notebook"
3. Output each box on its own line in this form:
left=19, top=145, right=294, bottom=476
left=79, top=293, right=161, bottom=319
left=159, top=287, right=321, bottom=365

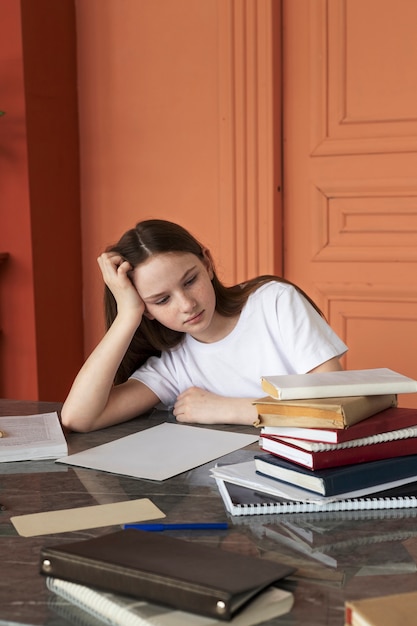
left=215, top=478, right=417, bottom=516
left=212, top=461, right=417, bottom=516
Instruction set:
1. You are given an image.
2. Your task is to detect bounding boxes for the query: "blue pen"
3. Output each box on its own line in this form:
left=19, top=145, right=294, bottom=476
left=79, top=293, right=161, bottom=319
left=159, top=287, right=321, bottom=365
left=123, top=522, right=228, bottom=532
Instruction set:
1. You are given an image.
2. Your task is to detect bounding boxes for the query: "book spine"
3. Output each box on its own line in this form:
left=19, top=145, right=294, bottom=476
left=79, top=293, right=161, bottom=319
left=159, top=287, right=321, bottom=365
left=256, top=413, right=345, bottom=429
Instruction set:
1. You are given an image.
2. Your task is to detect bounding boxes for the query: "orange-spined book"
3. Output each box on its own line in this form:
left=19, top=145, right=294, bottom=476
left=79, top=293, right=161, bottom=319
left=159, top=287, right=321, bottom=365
left=254, top=394, right=397, bottom=430
left=257, top=406, right=417, bottom=443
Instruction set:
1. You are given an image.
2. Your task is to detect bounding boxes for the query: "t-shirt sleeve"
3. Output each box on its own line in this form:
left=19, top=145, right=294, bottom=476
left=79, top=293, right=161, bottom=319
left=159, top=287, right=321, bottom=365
left=129, top=352, right=180, bottom=409
left=274, top=285, right=348, bottom=373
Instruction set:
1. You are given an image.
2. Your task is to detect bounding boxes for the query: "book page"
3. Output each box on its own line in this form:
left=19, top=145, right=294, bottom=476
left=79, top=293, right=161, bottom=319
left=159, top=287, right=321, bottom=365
left=0, top=413, right=68, bottom=462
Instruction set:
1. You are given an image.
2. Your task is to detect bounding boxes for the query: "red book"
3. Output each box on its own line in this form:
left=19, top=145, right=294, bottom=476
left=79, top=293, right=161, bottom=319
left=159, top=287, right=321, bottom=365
left=260, top=426, right=417, bottom=470
left=260, top=406, right=417, bottom=444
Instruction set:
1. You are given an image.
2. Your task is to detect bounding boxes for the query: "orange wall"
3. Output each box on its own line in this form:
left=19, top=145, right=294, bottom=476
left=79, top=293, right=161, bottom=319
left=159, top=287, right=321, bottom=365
left=75, top=0, right=281, bottom=356
left=0, top=0, right=83, bottom=401
left=0, top=0, right=280, bottom=401
left=75, top=0, right=221, bottom=354
left=0, top=0, right=37, bottom=398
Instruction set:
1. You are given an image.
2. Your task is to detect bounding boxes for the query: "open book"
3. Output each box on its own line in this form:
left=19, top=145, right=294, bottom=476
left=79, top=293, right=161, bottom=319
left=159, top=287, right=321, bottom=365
left=0, top=412, right=67, bottom=462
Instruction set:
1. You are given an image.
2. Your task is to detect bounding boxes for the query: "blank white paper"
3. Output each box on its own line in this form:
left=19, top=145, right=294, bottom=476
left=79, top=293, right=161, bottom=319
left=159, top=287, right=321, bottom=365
left=56, top=423, right=258, bottom=480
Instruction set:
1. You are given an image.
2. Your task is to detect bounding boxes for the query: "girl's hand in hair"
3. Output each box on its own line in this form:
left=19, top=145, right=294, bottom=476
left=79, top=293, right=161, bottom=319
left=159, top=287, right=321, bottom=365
left=97, top=252, right=145, bottom=322
left=172, top=387, right=258, bottom=426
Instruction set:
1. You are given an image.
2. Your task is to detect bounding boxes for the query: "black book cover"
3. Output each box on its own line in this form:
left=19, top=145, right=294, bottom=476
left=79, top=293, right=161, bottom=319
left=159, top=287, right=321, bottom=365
left=40, top=529, right=294, bottom=621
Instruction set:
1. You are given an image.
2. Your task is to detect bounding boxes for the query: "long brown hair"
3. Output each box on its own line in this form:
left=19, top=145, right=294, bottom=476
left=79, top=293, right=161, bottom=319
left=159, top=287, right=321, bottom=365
left=104, top=219, right=323, bottom=384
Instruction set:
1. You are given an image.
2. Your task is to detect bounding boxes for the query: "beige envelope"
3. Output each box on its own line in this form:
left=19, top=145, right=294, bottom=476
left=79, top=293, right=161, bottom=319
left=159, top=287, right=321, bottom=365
left=11, top=498, right=165, bottom=537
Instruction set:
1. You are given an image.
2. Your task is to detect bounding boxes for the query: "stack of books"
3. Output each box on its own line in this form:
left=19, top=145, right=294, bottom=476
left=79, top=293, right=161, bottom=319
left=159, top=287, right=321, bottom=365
left=254, top=368, right=417, bottom=498
left=211, top=368, right=417, bottom=516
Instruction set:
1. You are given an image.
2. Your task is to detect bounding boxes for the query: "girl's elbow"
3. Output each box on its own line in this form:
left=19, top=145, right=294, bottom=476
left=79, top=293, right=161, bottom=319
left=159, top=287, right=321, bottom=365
left=60, top=408, right=97, bottom=433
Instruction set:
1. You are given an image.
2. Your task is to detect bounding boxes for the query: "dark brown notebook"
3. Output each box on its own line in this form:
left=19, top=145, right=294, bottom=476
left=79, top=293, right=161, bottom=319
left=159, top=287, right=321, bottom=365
left=40, top=529, right=294, bottom=621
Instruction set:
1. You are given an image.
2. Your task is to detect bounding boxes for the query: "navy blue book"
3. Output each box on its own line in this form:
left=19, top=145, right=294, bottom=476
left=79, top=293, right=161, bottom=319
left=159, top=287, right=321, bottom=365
left=254, top=453, right=417, bottom=496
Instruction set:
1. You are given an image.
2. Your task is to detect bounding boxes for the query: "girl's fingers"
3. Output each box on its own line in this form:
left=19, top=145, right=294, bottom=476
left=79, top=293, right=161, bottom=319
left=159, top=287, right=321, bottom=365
left=98, top=254, right=133, bottom=281
left=98, top=252, right=122, bottom=268
left=117, top=260, right=133, bottom=274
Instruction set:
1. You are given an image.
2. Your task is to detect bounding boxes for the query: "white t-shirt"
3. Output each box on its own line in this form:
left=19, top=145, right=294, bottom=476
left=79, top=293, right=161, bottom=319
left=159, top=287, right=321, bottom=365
left=129, top=281, right=348, bottom=408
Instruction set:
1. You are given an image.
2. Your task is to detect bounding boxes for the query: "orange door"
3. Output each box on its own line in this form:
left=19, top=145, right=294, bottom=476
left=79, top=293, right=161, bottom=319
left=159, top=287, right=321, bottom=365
left=282, top=0, right=417, bottom=407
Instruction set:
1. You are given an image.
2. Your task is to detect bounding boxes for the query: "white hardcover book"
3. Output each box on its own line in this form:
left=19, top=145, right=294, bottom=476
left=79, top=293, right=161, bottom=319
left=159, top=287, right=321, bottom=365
left=261, top=368, right=417, bottom=401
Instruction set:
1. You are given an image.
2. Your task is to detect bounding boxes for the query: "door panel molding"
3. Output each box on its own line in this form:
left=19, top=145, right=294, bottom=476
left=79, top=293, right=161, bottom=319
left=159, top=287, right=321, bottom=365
left=311, top=179, right=417, bottom=261
left=310, top=0, right=417, bottom=156
left=217, top=0, right=281, bottom=282
left=283, top=0, right=417, bottom=406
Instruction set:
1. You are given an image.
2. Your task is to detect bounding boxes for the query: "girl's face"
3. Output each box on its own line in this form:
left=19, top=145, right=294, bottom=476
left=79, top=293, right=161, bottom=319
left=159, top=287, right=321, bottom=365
left=131, top=251, right=220, bottom=342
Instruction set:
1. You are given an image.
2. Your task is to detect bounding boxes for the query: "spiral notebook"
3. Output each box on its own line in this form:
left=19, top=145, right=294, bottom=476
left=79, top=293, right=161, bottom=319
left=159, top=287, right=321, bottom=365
left=213, top=459, right=417, bottom=516
left=215, top=478, right=417, bottom=516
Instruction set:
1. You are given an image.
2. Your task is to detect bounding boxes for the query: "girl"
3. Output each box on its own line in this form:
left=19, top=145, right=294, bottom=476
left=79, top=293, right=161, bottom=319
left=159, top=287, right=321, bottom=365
left=61, top=219, right=347, bottom=432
